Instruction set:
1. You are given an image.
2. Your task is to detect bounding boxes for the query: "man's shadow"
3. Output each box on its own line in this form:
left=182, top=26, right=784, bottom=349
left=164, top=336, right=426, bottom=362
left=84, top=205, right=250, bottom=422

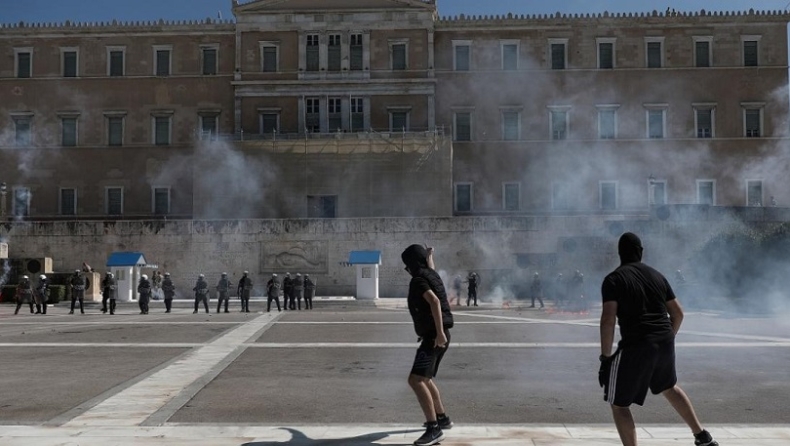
left=241, top=427, right=418, bottom=446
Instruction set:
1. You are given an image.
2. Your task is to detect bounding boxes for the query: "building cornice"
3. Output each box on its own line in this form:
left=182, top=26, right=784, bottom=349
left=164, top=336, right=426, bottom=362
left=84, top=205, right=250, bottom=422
left=0, top=19, right=236, bottom=36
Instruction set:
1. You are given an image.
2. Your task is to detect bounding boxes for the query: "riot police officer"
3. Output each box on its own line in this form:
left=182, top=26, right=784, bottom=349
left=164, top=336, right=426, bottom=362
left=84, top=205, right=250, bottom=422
left=193, top=274, right=210, bottom=314
left=162, top=272, right=176, bottom=313
left=34, top=274, right=48, bottom=314
left=69, top=269, right=86, bottom=314
left=266, top=273, right=281, bottom=312
left=101, top=272, right=117, bottom=315
left=15, top=275, right=34, bottom=315
left=237, top=271, right=252, bottom=313
left=304, top=274, right=315, bottom=310
left=530, top=272, right=544, bottom=309
left=138, top=274, right=152, bottom=314
left=282, top=272, right=293, bottom=310
left=466, top=272, right=479, bottom=307
left=216, top=272, right=231, bottom=313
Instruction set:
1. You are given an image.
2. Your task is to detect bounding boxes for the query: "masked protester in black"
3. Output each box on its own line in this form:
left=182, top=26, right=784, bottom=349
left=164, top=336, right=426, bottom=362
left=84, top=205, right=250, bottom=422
left=162, top=273, right=175, bottom=313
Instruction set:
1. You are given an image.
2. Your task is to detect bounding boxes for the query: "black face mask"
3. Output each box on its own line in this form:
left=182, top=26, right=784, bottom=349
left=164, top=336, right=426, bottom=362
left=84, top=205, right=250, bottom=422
left=618, top=232, right=643, bottom=264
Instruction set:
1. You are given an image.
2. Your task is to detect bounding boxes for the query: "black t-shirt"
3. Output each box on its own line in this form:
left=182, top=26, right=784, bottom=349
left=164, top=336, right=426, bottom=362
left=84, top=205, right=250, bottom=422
left=407, top=268, right=454, bottom=338
left=601, top=262, right=675, bottom=346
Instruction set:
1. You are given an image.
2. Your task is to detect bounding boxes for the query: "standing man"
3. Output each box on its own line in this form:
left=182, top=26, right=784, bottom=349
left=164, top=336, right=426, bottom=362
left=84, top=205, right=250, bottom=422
left=599, top=233, right=718, bottom=446
left=34, top=274, right=48, bottom=315
left=293, top=273, right=304, bottom=310
left=69, top=269, right=86, bottom=315
left=14, top=275, right=34, bottom=315
left=402, top=244, right=454, bottom=446
left=303, top=274, right=315, bottom=310
left=529, top=272, right=544, bottom=309
left=101, top=272, right=116, bottom=315
left=193, top=274, right=210, bottom=314
left=216, top=272, right=231, bottom=313
left=138, top=274, right=152, bottom=314
left=266, top=273, right=281, bottom=312
left=466, top=272, right=478, bottom=307
left=162, top=272, right=176, bottom=313
left=282, top=272, right=294, bottom=310
left=238, top=271, right=253, bottom=313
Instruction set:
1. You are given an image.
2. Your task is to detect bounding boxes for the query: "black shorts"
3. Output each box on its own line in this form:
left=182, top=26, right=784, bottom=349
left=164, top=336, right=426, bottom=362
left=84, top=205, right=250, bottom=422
left=410, top=329, right=451, bottom=379
left=604, top=338, right=677, bottom=407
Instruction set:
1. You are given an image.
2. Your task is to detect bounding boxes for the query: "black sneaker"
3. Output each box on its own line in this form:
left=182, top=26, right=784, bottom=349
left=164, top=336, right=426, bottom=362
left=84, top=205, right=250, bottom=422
left=423, top=415, right=453, bottom=430
left=694, top=430, right=718, bottom=446
left=413, top=425, right=444, bottom=446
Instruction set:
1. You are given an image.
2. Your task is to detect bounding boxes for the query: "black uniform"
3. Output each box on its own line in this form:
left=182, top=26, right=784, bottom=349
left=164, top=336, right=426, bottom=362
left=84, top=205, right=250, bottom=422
left=303, top=276, right=315, bottom=310
left=15, top=277, right=34, bottom=315
left=530, top=274, right=544, bottom=308
left=266, top=276, right=281, bottom=312
left=216, top=275, right=231, bottom=313
left=466, top=272, right=479, bottom=306
left=162, top=276, right=175, bottom=313
left=193, top=277, right=210, bottom=314
left=238, top=274, right=252, bottom=313
left=101, top=274, right=117, bottom=315
left=34, top=277, right=48, bottom=314
left=293, top=274, right=304, bottom=310
left=283, top=275, right=294, bottom=310
left=70, top=272, right=86, bottom=314
left=138, top=277, right=152, bottom=314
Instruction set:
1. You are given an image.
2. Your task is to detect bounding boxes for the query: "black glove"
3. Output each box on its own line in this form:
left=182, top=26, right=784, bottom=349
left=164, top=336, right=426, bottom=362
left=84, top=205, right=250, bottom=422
left=598, top=354, right=614, bottom=388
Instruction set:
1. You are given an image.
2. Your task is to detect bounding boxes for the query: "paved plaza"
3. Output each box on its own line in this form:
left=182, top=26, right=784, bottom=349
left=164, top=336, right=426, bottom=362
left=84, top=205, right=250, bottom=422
left=0, top=298, right=789, bottom=445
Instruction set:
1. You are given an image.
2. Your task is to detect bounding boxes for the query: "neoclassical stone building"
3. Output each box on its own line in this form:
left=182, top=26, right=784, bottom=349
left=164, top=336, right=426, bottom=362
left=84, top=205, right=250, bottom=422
left=1, top=0, right=789, bottom=220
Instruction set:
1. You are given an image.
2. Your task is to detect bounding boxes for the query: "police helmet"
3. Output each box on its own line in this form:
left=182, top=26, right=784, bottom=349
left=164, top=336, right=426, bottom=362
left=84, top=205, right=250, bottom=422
left=40, top=274, right=46, bottom=280
left=296, top=273, right=301, bottom=276
left=141, top=274, right=148, bottom=280
left=107, top=272, right=113, bottom=278
left=199, top=274, right=205, bottom=278
left=22, top=275, right=29, bottom=280
left=222, top=272, right=227, bottom=276
left=74, top=269, right=80, bottom=274
left=286, top=272, right=290, bottom=276
left=165, top=272, right=170, bottom=276
left=272, top=273, right=278, bottom=277
left=243, top=270, right=249, bottom=275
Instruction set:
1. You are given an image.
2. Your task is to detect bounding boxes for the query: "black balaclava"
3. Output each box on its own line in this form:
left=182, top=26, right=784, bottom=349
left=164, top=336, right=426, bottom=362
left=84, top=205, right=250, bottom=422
left=618, top=232, right=643, bottom=265
left=401, top=244, right=429, bottom=276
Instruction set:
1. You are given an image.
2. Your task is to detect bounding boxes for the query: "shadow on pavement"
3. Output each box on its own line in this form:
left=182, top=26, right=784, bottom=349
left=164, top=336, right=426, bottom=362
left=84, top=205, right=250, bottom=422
left=241, top=427, right=418, bottom=446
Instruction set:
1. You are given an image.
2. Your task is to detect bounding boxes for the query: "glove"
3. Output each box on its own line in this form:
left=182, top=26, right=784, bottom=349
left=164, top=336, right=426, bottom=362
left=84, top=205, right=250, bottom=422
left=598, top=354, right=614, bottom=388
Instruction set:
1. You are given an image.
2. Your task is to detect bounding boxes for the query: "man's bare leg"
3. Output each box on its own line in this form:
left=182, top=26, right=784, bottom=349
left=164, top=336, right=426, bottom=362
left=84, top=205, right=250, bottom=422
left=409, top=374, right=437, bottom=422
left=662, top=385, right=704, bottom=434
left=611, top=405, right=637, bottom=446
left=426, top=379, right=446, bottom=415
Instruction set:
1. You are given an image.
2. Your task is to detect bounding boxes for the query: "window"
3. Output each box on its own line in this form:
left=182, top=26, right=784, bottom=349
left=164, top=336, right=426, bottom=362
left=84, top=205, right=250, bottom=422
left=329, top=98, right=343, bottom=132
left=13, top=116, right=32, bottom=147
left=259, top=112, right=279, bottom=136
left=153, top=116, right=171, bottom=145
left=453, top=41, right=471, bottom=71
left=307, top=195, right=337, bottom=218
left=742, top=104, right=764, bottom=138
left=645, top=106, right=666, bottom=139
left=649, top=179, right=667, bottom=205
left=107, top=47, right=125, bottom=76
left=154, top=46, right=171, bottom=76
left=697, top=180, right=715, bottom=205
left=390, top=109, right=409, bottom=132
left=600, top=181, right=618, bottom=210
left=502, top=110, right=520, bottom=141
left=694, top=36, right=712, bottom=67
left=645, top=38, right=664, bottom=68
left=746, top=180, right=763, bottom=206
left=597, top=105, right=618, bottom=139
left=549, top=39, right=568, bottom=69
left=552, top=182, right=570, bottom=210
left=60, top=188, right=77, bottom=216
left=549, top=107, right=569, bottom=140
left=501, top=41, right=518, bottom=71
left=306, top=34, right=319, bottom=72
left=107, top=116, right=124, bottom=146
left=201, top=45, right=218, bottom=75
left=199, top=114, right=218, bottom=138
left=743, top=37, right=760, bottom=67
left=597, top=38, right=616, bottom=69
left=391, top=42, right=407, bottom=71
left=455, top=183, right=472, bottom=212
left=305, top=98, right=320, bottom=133
left=13, top=187, right=30, bottom=217
left=454, top=112, right=472, bottom=141
left=503, top=182, right=520, bottom=211
left=15, top=48, right=32, bottom=78
left=61, top=48, right=78, bottom=77
left=350, top=34, right=363, bottom=71
left=694, top=105, right=715, bottom=138
left=328, top=34, right=341, bottom=71
left=106, top=187, right=124, bottom=215
left=350, top=97, right=364, bottom=132
left=61, top=117, right=78, bottom=147
left=152, top=187, right=170, bottom=215
left=261, top=42, right=279, bottom=72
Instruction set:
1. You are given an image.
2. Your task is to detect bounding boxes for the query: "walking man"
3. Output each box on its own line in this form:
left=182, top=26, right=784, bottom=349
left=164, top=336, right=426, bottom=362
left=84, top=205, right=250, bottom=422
left=69, top=269, right=86, bottom=315
left=238, top=271, right=252, bottom=313
left=266, top=273, right=281, bottom=312
left=15, top=275, right=34, bottom=315
left=402, top=244, right=454, bottom=446
left=138, top=274, right=152, bottom=314
left=34, top=274, right=48, bottom=314
left=599, top=233, right=718, bottom=446
left=162, top=272, right=175, bottom=313
left=193, top=274, right=210, bottom=314
left=216, top=272, right=231, bottom=313
left=529, top=272, right=544, bottom=308
left=304, top=274, right=315, bottom=310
